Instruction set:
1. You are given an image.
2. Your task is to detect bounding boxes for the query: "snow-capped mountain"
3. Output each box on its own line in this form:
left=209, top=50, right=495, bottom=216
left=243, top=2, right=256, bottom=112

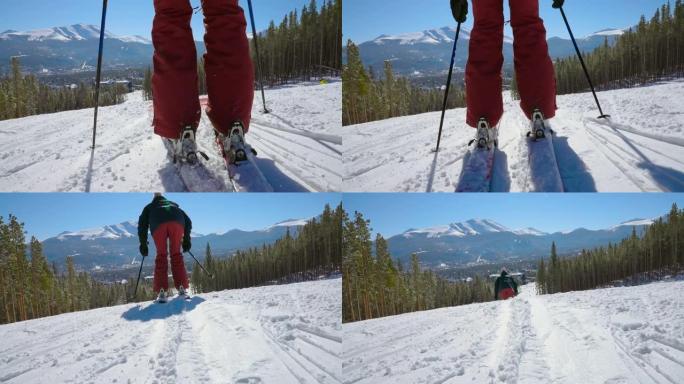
left=387, top=217, right=653, bottom=266
left=351, top=25, right=627, bottom=77
left=42, top=218, right=309, bottom=269
left=0, top=24, right=202, bottom=73
left=56, top=220, right=138, bottom=241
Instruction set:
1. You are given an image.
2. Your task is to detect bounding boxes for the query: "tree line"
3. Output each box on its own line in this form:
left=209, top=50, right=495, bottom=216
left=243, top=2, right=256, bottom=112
left=342, top=41, right=465, bottom=126
left=536, top=203, right=683, bottom=295
left=0, top=58, right=128, bottom=121
left=343, top=211, right=493, bottom=323
left=555, top=0, right=684, bottom=94
left=258, top=0, right=341, bottom=84
left=0, top=215, right=154, bottom=325
left=190, top=203, right=343, bottom=293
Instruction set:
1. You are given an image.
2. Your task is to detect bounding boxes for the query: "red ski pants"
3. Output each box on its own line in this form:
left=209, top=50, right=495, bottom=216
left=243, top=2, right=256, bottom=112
left=498, top=287, right=516, bottom=300
left=152, top=221, right=189, bottom=293
left=466, top=0, right=557, bottom=127
left=152, top=0, right=255, bottom=138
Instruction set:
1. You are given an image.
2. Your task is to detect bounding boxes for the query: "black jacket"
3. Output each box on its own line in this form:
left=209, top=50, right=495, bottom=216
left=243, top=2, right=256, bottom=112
left=494, top=272, right=518, bottom=299
left=138, top=197, right=192, bottom=244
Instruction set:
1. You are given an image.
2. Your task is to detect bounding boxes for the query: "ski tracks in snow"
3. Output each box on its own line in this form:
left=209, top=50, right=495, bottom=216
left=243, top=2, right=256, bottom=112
left=343, top=282, right=684, bottom=384
left=0, top=279, right=342, bottom=384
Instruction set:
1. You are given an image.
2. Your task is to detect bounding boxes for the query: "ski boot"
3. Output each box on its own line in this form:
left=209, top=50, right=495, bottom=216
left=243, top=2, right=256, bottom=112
left=468, top=118, right=497, bottom=150
left=215, top=121, right=257, bottom=165
left=168, top=126, right=209, bottom=165
left=156, top=289, right=168, bottom=304
left=177, top=285, right=190, bottom=300
left=526, top=108, right=554, bottom=141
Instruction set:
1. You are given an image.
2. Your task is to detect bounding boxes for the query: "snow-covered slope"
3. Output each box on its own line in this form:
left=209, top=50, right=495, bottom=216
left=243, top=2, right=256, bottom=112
left=343, top=280, right=684, bottom=384
left=344, top=80, right=684, bottom=192
left=0, top=81, right=342, bottom=192
left=0, top=279, right=341, bottom=384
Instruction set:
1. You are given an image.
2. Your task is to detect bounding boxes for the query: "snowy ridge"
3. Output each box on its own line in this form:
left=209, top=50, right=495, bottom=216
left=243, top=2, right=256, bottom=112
left=0, top=279, right=341, bottom=384
left=270, top=218, right=312, bottom=228
left=0, top=23, right=150, bottom=44
left=56, top=221, right=137, bottom=241
left=610, top=218, right=656, bottom=230
left=343, top=280, right=684, bottom=383
left=586, top=27, right=628, bottom=37
left=372, top=26, right=477, bottom=45
left=402, top=219, right=547, bottom=238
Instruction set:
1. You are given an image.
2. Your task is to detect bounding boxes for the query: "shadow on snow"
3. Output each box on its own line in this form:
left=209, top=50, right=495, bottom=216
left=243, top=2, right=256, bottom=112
left=121, top=296, right=206, bottom=322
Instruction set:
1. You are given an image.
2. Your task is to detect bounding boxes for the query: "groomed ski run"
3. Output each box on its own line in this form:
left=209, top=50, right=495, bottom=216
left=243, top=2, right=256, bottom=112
left=0, top=279, right=342, bottom=384
left=344, top=79, right=684, bottom=192
left=0, top=81, right=342, bottom=192
left=343, top=279, right=684, bottom=384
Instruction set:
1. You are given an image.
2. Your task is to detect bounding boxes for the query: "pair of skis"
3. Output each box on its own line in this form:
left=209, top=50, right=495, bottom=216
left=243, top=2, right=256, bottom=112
left=455, top=110, right=564, bottom=192
left=164, top=123, right=273, bottom=193
left=156, top=290, right=191, bottom=304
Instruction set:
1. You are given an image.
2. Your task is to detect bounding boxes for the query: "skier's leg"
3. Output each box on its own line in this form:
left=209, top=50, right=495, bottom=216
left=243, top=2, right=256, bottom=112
left=466, top=0, right=505, bottom=127
left=152, top=224, right=170, bottom=293
left=168, top=222, right=189, bottom=290
left=509, top=0, right=557, bottom=119
left=202, top=0, right=255, bottom=135
left=152, top=0, right=201, bottom=139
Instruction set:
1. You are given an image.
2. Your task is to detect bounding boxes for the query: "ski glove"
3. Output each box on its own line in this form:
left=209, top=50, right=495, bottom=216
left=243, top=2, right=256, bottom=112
left=450, top=0, right=468, bottom=23
left=182, top=237, right=191, bottom=253
left=552, top=0, right=564, bottom=9
left=139, top=243, right=148, bottom=257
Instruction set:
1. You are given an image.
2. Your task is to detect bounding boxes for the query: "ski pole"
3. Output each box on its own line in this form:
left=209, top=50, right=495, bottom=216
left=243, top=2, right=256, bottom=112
left=434, top=21, right=462, bottom=153
left=130, top=255, right=145, bottom=301
left=558, top=6, right=610, bottom=119
left=247, top=0, right=269, bottom=114
left=187, top=250, right=214, bottom=278
left=92, top=0, right=108, bottom=150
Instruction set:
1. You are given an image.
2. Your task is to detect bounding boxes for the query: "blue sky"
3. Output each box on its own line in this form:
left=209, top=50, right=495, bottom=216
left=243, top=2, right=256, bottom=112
left=1, top=0, right=314, bottom=40
left=0, top=193, right=341, bottom=240
left=343, top=194, right=684, bottom=238
left=344, top=0, right=671, bottom=43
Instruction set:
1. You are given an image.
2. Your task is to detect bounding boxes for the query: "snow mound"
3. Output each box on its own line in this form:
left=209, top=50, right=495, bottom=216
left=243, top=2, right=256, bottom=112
left=343, top=280, right=684, bottom=383
left=0, top=279, right=341, bottom=384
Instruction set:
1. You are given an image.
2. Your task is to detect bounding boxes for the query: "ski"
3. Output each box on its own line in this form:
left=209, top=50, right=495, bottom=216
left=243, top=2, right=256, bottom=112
left=526, top=109, right=564, bottom=192
left=162, top=138, right=232, bottom=192
left=215, top=122, right=274, bottom=193
left=456, top=119, right=498, bottom=192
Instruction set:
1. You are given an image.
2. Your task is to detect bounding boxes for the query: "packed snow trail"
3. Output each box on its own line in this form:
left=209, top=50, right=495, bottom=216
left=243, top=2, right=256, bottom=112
left=343, top=280, right=684, bottom=384
left=343, top=80, right=684, bottom=192
left=0, top=279, right=341, bottom=384
left=0, top=81, right=342, bottom=192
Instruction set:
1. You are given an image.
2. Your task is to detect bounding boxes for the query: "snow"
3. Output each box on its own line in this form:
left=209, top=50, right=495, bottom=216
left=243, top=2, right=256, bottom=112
left=57, top=221, right=138, bottom=241
left=0, top=24, right=151, bottom=44
left=371, top=27, right=476, bottom=46
left=343, top=80, right=684, bottom=192
left=402, top=219, right=547, bottom=238
left=270, top=218, right=312, bottom=228
left=0, top=279, right=341, bottom=384
left=610, top=218, right=656, bottom=230
left=588, top=28, right=628, bottom=37
left=343, top=281, right=684, bottom=384
left=0, top=81, right=341, bottom=192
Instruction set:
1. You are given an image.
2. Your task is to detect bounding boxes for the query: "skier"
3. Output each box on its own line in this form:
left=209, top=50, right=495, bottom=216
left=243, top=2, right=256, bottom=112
left=494, top=269, right=519, bottom=300
left=451, top=0, right=563, bottom=148
left=138, top=193, right=193, bottom=303
left=152, top=0, right=255, bottom=165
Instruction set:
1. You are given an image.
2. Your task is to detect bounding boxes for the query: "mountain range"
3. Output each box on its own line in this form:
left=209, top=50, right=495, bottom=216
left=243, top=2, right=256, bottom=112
left=386, top=218, right=654, bottom=266
left=42, top=218, right=309, bottom=269
left=0, top=24, right=206, bottom=73
left=352, top=26, right=628, bottom=77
